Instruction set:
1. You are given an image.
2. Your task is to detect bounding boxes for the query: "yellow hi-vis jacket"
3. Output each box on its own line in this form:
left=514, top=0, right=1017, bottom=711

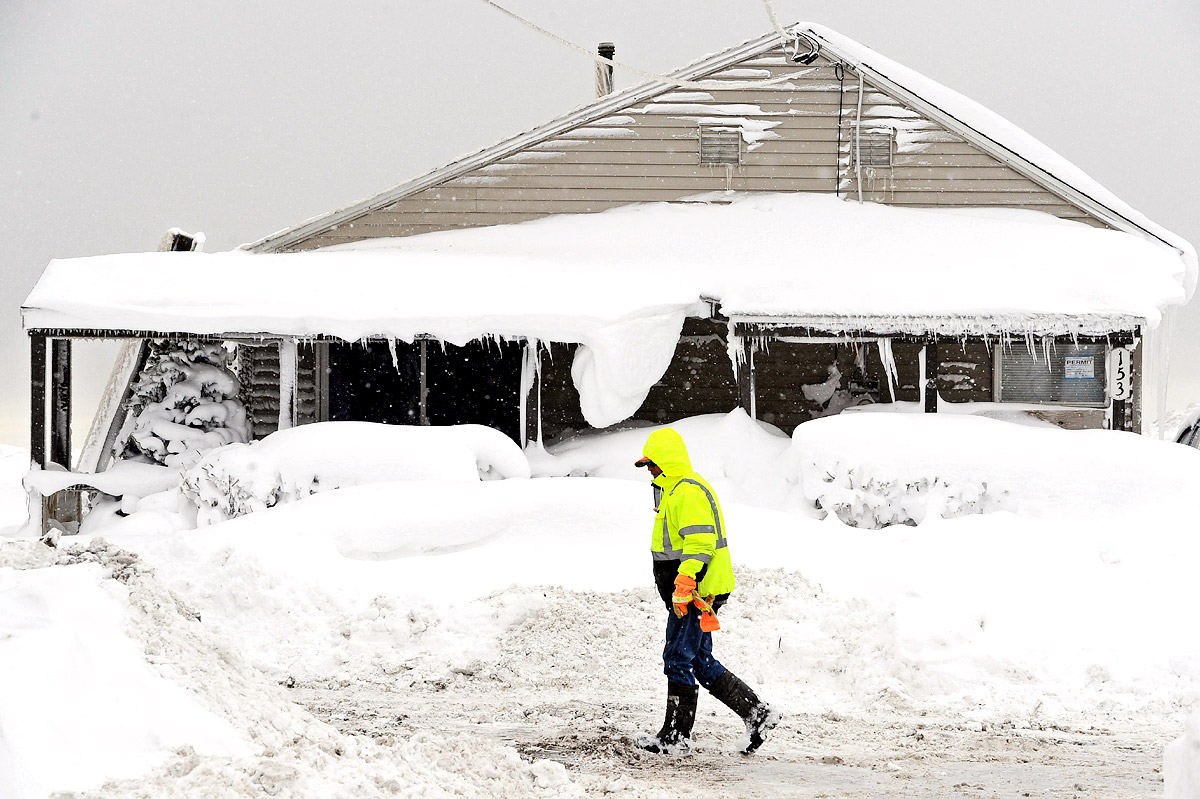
left=643, top=428, right=736, bottom=597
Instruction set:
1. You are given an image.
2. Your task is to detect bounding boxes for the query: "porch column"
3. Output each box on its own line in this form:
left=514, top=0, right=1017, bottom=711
left=278, top=338, right=297, bottom=430
left=30, top=334, right=48, bottom=468
left=418, top=339, right=430, bottom=426
left=923, top=337, right=939, bottom=413
left=50, top=338, right=73, bottom=467
left=736, top=335, right=756, bottom=419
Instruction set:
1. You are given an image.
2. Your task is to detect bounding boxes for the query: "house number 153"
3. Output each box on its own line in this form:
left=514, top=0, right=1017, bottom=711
left=1109, top=347, right=1132, bottom=401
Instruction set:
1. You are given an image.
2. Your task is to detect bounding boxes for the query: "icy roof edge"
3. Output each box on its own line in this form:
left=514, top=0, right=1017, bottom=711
left=729, top=312, right=1147, bottom=338
left=240, top=30, right=784, bottom=254
left=800, top=23, right=1197, bottom=299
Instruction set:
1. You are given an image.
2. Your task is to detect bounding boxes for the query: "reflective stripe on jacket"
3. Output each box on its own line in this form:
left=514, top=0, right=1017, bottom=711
left=643, top=427, right=736, bottom=598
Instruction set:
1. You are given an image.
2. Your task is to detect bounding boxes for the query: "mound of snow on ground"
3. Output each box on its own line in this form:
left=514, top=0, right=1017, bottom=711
left=789, top=413, right=1200, bottom=527
left=180, top=421, right=529, bottom=525
left=0, top=539, right=633, bottom=799
left=0, top=445, right=29, bottom=533
left=530, top=411, right=797, bottom=509
left=5, top=413, right=1200, bottom=796
left=76, top=421, right=531, bottom=534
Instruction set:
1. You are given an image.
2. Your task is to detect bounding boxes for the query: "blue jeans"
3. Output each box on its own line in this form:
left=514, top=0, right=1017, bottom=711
left=663, top=605, right=727, bottom=688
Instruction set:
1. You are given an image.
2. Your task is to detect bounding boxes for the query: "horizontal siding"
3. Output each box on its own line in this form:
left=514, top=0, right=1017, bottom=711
left=283, top=47, right=1110, bottom=253
left=529, top=139, right=840, bottom=154
left=463, top=162, right=1032, bottom=180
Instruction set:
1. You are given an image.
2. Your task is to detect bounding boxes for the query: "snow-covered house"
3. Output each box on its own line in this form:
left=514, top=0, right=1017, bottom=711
left=22, top=24, right=1195, bottom=491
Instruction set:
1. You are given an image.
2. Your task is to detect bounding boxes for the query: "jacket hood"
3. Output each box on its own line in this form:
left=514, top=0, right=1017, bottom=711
left=641, top=428, right=692, bottom=477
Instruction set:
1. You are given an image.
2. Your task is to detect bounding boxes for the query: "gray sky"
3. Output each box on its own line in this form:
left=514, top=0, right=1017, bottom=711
left=2, top=0, right=1198, bottom=448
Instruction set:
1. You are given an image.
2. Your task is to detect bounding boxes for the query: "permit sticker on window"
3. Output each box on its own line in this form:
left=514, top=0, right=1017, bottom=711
left=1064, top=355, right=1095, bottom=380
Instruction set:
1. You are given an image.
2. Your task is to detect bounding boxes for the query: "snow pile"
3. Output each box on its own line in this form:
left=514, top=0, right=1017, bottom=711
left=105, top=477, right=654, bottom=679
left=180, top=422, right=529, bottom=525
left=530, top=410, right=795, bottom=508
left=0, top=539, right=606, bottom=799
left=116, top=340, right=249, bottom=469
left=1165, top=711, right=1200, bottom=799
left=0, top=445, right=30, bottom=532
left=6, top=413, right=1200, bottom=796
left=799, top=461, right=1007, bottom=529
left=788, top=412, right=1200, bottom=527
left=26, top=459, right=182, bottom=510
left=534, top=409, right=1200, bottom=528
left=790, top=414, right=1014, bottom=527
left=52, top=422, right=530, bottom=533
left=0, top=541, right=250, bottom=799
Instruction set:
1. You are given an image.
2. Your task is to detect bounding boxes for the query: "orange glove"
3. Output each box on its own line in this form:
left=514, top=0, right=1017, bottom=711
left=671, top=574, right=697, bottom=618
left=694, top=594, right=721, bottom=632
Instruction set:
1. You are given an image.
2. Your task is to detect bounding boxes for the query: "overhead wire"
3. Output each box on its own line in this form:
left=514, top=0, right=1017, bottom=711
left=475, top=0, right=814, bottom=92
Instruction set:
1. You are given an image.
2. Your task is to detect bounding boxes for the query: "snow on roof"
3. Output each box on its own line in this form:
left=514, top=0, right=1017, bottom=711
left=25, top=193, right=1186, bottom=337
left=800, top=24, right=1197, bottom=297
left=241, top=22, right=1195, bottom=299
left=24, top=194, right=1187, bottom=427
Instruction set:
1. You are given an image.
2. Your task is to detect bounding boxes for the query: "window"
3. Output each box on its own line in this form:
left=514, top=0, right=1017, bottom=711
left=998, top=341, right=1107, bottom=406
left=851, top=130, right=893, bottom=168
left=699, top=125, right=741, bottom=165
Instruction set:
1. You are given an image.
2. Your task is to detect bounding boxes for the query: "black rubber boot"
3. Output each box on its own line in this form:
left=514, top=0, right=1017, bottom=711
left=708, top=670, right=780, bottom=754
left=636, top=682, right=699, bottom=754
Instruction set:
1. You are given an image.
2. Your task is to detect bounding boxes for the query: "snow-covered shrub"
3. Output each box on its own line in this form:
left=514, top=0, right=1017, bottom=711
left=789, top=413, right=1013, bottom=529
left=803, top=463, right=1007, bottom=528
left=118, top=340, right=249, bottom=469
left=180, top=421, right=530, bottom=526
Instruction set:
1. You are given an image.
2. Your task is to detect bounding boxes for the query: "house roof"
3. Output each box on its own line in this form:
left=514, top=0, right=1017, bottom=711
left=241, top=22, right=1195, bottom=297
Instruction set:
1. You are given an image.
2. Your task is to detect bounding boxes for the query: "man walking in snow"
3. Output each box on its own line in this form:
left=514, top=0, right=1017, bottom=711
left=634, top=427, right=779, bottom=755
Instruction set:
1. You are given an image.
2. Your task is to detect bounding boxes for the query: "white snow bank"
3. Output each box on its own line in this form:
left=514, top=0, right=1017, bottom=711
left=0, top=446, right=30, bottom=532
left=25, top=458, right=181, bottom=498
left=1165, top=711, right=1200, bottom=799
left=789, top=413, right=1200, bottom=527
left=180, top=421, right=529, bottom=525
left=0, top=539, right=605, bottom=799
left=0, top=551, right=251, bottom=799
left=74, top=477, right=655, bottom=682
left=532, top=410, right=1200, bottom=528
left=530, top=409, right=797, bottom=509
left=66, top=428, right=1200, bottom=729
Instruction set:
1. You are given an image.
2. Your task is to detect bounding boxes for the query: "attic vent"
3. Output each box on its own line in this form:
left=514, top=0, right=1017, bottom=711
left=699, top=125, right=741, bottom=165
left=852, top=131, right=894, bottom=168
